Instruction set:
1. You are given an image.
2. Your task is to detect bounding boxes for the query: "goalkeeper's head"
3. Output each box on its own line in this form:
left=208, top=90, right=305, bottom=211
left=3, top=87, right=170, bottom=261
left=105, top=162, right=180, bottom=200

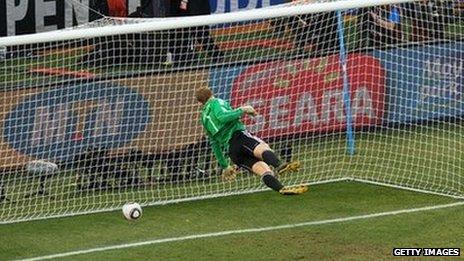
left=195, top=87, right=213, bottom=105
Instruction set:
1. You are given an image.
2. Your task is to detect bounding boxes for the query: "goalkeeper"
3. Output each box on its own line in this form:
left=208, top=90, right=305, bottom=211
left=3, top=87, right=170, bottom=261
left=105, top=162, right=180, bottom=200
left=195, top=87, right=308, bottom=195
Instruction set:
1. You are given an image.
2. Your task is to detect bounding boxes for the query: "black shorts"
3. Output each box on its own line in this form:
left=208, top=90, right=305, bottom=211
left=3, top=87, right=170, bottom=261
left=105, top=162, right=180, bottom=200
left=228, top=130, right=263, bottom=171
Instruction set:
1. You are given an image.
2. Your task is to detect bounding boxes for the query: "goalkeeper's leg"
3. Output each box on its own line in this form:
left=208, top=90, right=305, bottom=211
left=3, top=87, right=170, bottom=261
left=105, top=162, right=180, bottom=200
left=229, top=130, right=306, bottom=195
left=253, top=143, right=300, bottom=176
left=250, top=161, right=307, bottom=196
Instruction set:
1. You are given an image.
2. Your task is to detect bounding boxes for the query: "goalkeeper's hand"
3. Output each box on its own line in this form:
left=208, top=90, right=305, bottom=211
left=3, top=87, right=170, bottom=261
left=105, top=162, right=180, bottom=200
left=222, top=165, right=238, bottom=182
left=240, top=105, right=257, bottom=116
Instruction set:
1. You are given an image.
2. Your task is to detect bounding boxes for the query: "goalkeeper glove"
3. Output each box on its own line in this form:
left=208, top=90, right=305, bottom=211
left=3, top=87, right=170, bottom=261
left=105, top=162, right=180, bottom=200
left=240, top=105, right=257, bottom=116
left=222, top=165, right=238, bottom=182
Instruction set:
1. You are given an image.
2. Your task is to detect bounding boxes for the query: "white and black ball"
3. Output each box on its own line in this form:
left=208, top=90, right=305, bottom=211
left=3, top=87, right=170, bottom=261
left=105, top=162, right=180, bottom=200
left=122, top=202, right=142, bottom=221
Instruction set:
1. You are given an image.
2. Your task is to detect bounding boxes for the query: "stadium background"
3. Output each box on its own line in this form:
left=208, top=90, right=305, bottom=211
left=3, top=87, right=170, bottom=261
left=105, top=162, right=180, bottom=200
left=0, top=1, right=463, bottom=259
left=0, top=36, right=462, bottom=170
left=0, top=0, right=284, bottom=37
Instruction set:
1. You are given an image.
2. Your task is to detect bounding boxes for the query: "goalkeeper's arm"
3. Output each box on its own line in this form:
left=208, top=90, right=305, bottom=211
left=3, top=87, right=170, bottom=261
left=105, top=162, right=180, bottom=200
left=211, top=140, right=237, bottom=181
left=211, top=100, right=257, bottom=124
left=212, top=102, right=243, bottom=123
left=210, top=140, right=230, bottom=169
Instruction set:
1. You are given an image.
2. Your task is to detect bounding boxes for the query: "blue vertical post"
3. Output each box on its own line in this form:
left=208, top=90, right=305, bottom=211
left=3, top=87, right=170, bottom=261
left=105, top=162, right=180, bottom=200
left=336, top=10, right=355, bottom=155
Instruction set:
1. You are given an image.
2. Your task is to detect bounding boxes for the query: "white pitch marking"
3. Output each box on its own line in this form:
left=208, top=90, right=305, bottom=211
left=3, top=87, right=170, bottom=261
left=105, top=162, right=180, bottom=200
left=18, top=201, right=464, bottom=261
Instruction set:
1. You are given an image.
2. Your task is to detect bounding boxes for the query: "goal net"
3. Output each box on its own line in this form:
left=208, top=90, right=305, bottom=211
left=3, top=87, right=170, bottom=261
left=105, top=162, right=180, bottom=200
left=0, top=0, right=462, bottom=223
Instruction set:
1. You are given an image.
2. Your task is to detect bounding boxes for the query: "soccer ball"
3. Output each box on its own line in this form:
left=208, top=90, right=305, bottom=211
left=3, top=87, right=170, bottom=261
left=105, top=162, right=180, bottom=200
left=122, top=202, right=142, bottom=221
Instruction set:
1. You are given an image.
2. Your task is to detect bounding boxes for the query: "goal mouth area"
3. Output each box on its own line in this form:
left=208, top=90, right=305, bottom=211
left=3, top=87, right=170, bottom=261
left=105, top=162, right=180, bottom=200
left=0, top=0, right=463, bottom=224
left=0, top=178, right=462, bottom=225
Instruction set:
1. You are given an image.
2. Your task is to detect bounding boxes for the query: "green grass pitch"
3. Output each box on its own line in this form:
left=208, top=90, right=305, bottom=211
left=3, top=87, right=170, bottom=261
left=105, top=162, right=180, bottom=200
left=0, top=182, right=462, bottom=260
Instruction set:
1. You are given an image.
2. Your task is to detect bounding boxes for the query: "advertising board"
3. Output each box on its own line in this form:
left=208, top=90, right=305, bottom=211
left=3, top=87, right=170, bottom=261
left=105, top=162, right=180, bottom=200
left=372, top=42, right=464, bottom=124
left=211, top=54, right=386, bottom=138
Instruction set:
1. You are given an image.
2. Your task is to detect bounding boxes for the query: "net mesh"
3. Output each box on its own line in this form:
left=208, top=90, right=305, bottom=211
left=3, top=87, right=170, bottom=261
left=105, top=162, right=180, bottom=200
left=0, top=0, right=463, bottom=223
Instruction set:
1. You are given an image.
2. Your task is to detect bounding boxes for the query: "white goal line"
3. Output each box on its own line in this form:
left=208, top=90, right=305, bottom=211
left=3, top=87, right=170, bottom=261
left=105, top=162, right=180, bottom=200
left=18, top=201, right=464, bottom=261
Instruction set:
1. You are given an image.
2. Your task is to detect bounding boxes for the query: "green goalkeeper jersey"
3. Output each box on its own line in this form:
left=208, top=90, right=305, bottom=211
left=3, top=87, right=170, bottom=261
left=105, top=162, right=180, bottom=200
left=200, top=97, right=245, bottom=169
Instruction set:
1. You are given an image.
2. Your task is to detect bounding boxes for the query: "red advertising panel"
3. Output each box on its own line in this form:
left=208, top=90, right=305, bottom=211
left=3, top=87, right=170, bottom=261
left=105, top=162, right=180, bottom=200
left=231, top=54, right=385, bottom=138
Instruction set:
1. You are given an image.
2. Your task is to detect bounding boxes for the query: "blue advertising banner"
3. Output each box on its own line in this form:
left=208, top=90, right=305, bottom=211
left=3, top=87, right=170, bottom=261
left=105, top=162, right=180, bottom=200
left=210, top=0, right=286, bottom=14
left=371, top=42, right=464, bottom=124
left=3, top=82, right=151, bottom=161
left=0, top=72, right=208, bottom=167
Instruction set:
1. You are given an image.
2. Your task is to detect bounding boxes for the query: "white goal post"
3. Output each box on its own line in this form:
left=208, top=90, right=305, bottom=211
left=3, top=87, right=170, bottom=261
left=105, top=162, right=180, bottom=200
left=0, top=0, right=413, bottom=46
left=0, top=0, right=463, bottom=223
